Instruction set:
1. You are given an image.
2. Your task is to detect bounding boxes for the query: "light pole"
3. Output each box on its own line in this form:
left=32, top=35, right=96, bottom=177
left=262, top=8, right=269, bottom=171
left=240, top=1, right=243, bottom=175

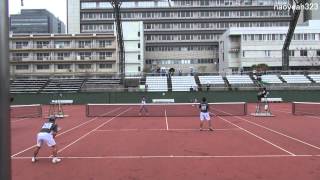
left=0, top=0, right=11, bottom=180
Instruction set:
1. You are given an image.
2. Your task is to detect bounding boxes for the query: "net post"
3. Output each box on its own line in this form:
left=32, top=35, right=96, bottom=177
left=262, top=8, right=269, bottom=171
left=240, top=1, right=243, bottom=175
left=86, top=104, right=89, bottom=117
left=292, top=102, right=295, bottom=115
left=39, top=104, right=43, bottom=118
left=0, top=0, right=11, bottom=179
left=244, top=102, right=247, bottom=115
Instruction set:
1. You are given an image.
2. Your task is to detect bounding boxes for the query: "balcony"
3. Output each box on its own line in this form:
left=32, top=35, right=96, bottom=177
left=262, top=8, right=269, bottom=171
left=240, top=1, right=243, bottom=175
left=36, top=56, right=51, bottom=61
left=35, top=44, right=52, bottom=49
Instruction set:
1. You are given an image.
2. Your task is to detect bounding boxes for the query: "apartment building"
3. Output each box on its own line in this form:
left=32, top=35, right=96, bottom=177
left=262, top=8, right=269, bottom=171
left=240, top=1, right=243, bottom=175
left=219, top=20, right=320, bottom=74
left=10, top=33, right=117, bottom=79
left=67, top=0, right=291, bottom=73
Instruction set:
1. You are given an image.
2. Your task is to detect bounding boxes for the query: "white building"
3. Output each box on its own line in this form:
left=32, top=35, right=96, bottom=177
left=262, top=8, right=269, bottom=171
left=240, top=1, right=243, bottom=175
left=219, top=20, right=320, bottom=74
left=119, top=21, right=144, bottom=75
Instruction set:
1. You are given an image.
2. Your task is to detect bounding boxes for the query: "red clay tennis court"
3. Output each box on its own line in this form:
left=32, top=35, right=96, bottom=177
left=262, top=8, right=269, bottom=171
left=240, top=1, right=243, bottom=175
left=11, top=103, right=320, bottom=180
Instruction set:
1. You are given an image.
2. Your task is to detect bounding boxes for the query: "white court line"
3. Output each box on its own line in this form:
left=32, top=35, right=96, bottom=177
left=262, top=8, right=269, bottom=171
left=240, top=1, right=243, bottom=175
left=94, top=128, right=240, bottom=132
left=57, top=108, right=132, bottom=154
left=165, top=109, right=169, bottom=130
left=273, top=109, right=320, bottom=120
left=272, top=109, right=291, bottom=114
left=307, top=116, right=320, bottom=120
left=11, top=107, right=122, bottom=157
left=11, top=117, right=31, bottom=122
left=12, top=154, right=320, bottom=160
left=218, top=116, right=295, bottom=156
left=234, top=116, right=320, bottom=151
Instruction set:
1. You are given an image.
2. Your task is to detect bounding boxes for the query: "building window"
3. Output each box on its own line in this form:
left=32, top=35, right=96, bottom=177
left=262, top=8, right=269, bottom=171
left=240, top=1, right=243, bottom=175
left=36, top=64, right=50, bottom=70
left=138, top=32, right=140, bottom=37
left=78, top=64, right=92, bottom=69
left=78, top=41, right=92, bottom=48
left=98, top=40, right=112, bottom=48
left=99, top=64, right=112, bottom=69
left=57, top=64, right=71, bottom=70
left=13, top=53, right=29, bottom=61
left=15, top=41, right=28, bottom=49
left=317, top=50, right=320, bottom=56
left=36, top=41, right=50, bottom=48
left=265, top=50, right=271, bottom=57
left=138, top=54, right=141, bottom=60
left=15, top=65, right=29, bottom=70
left=36, top=53, right=50, bottom=60
left=138, top=43, right=140, bottom=48
left=78, top=52, right=92, bottom=60
left=289, top=50, right=295, bottom=57
left=200, top=0, right=209, bottom=6
left=300, top=50, right=308, bottom=57
left=98, top=52, right=113, bottom=60
left=57, top=52, right=70, bottom=60
left=55, top=41, right=70, bottom=48
left=243, top=51, right=246, bottom=57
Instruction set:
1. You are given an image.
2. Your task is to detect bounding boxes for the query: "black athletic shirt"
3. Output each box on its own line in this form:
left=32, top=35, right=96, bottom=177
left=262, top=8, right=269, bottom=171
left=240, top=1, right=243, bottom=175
left=199, top=102, right=209, bottom=113
left=40, top=122, right=58, bottom=133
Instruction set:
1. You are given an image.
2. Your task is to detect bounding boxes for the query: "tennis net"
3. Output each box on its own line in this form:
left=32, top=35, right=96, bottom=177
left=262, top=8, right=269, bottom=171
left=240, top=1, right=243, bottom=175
left=10, top=104, right=42, bottom=118
left=292, top=102, right=320, bottom=115
left=86, top=102, right=247, bottom=117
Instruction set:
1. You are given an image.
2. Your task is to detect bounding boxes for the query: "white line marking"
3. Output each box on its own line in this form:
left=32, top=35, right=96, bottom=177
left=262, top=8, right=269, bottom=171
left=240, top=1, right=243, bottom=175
left=307, top=116, right=320, bottom=120
left=218, top=116, right=295, bottom=156
left=11, top=107, right=122, bottom=157
left=12, top=154, right=320, bottom=160
left=272, top=109, right=291, bottom=114
left=234, top=116, right=320, bottom=151
left=273, top=109, right=320, bottom=120
left=165, top=109, right=169, bottom=130
left=94, top=128, right=240, bottom=132
left=11, top=118, right=32, bottom=122
left=57, top=108, right=132, bottom=154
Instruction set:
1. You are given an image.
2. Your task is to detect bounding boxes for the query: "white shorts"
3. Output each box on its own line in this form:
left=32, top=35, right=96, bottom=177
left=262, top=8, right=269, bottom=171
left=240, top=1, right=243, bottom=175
left=36, top=132, right=56, bottom=147
left=200, top=112, right=210, bottom=121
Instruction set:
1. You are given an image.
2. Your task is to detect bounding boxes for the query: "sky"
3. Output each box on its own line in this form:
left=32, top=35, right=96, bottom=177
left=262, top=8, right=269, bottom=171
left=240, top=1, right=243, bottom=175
left=9, top=0, right=67, bottom=25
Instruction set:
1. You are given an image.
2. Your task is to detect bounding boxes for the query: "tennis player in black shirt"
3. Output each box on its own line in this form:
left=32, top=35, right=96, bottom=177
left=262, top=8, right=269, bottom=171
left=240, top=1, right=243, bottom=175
left=199, top=97, right=213, bottom=131
left=32, top=116, right=61, bottom=164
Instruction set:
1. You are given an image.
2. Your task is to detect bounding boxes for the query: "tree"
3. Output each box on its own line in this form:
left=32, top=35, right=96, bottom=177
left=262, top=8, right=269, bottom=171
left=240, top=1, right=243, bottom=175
left=169, top=68, right=175, bottom=75
left=252, top=64, right=269, bottom=72
left=256, top=63, right=269, bottom=72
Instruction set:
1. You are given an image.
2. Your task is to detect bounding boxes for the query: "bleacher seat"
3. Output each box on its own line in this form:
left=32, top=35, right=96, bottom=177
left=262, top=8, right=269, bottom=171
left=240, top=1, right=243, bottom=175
left=85, top=78, right=121, bottom=85
left=261, top=75, right=283, bottom=84
left=171, top=76, right=197, bottom=91
left=10, top=79, right=48, bottom=93
left=82, top=78, right=122, bottom=91
left=281, top=75, right=311, bottom=84
left=198, top=76, right=225, bottom=85
left=146, top=76, right=168, bottom=92
left=42, top=79, right=84, bottom=92
left=226, top=75, right=253, bottom=85
left=308, top=74, right=320, bottom=83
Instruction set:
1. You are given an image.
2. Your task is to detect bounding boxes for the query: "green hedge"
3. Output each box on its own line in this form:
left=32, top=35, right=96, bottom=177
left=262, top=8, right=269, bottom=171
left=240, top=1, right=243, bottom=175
left=11, top=90, right=320, bottom=105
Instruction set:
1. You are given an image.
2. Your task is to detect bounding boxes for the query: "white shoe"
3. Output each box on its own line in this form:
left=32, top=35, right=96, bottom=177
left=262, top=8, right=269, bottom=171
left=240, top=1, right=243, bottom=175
left=31, top=157, right=37, bottom=163
left=52, top=157, right=61, bottom=164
